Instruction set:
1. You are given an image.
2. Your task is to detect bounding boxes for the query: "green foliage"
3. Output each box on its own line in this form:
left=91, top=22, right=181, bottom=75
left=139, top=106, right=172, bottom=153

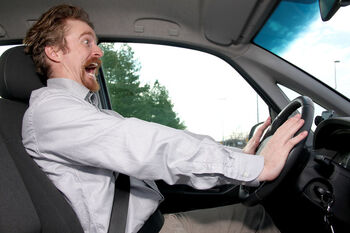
left=100, top=43, right=186, bottom=130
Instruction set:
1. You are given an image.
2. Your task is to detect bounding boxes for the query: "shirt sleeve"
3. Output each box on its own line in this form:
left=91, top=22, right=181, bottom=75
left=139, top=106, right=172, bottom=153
left=23, top=93, right=264, bottom=189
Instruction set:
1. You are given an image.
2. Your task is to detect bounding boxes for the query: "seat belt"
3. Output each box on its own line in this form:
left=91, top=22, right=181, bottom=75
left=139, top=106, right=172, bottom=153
left=85, top=93, right=163, bottom=233
left=138, top=209, right=164, bottom=233
left=108, top=173, right=130, bottom=233
left=108, top=174, right=164, bottom=233
left=86, top=93, right=130, bottom=232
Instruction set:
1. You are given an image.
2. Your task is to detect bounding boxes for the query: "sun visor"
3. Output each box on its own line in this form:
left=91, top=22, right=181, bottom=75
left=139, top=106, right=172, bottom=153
left=203, top=0, right=258, bottom=46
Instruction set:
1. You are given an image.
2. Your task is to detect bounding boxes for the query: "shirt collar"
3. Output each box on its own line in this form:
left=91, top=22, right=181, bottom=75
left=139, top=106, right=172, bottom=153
left=47, top=78, right=90, bottom=100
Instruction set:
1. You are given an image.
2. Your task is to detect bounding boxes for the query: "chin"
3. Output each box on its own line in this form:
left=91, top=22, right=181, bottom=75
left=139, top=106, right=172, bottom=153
left=90, top=83, right=100, bottom=92
left=83, top=75, right=100, bottom=92
left=87, top=81, right=100, bottom=92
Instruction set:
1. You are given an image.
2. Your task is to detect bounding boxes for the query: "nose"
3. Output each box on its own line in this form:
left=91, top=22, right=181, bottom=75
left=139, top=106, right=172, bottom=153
left=92, top=44, right=103, bottom=58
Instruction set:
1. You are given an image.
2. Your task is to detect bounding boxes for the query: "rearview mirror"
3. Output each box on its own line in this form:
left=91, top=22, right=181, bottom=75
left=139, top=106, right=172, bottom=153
left=319, top=0, right=350, bottom=21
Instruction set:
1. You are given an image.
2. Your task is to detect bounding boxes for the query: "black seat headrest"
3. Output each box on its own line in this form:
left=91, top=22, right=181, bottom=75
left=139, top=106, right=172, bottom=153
left=0, top=46, right=45, bottom=103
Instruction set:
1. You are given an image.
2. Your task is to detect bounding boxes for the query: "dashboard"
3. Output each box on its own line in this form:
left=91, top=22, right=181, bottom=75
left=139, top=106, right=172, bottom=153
left=299, top=117, right=350, bottom=232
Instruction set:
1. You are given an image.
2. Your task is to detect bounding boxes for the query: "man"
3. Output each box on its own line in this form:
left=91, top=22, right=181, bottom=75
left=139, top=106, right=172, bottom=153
left=22, top=4, right=307, bottom=233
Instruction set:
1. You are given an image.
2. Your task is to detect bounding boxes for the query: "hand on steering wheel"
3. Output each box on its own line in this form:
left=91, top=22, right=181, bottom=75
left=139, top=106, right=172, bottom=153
left=240, top=96, right=314, bottom=206
left=243, top=117, right=272, bottom=155
left=258, top=113, right=308, bottom=181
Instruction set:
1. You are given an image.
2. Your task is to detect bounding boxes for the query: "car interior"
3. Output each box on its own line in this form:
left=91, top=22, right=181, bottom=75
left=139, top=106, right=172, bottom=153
left=0, top=0, right=350, bottom=233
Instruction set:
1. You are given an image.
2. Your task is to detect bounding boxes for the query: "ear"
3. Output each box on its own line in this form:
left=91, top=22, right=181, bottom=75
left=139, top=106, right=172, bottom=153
left=44, top=46, right=62, bottom=63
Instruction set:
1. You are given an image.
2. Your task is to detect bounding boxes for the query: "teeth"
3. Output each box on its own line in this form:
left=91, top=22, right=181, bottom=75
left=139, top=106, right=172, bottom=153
left=86, top=63, right=98, bottom=69
left=87, top=72, right=96, bottom=80
left=84, top=61, right=99, bottom=81
left=89, top=64, right=97, bottom=68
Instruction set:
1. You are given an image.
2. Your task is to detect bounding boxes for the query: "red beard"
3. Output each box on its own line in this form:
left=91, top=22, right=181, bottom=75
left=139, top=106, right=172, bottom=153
left=82, top=57, right=102, bottom=92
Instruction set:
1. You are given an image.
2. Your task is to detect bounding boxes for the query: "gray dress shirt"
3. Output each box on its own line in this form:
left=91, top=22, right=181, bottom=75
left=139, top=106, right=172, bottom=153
left=22, top=78, right=264, bottom=233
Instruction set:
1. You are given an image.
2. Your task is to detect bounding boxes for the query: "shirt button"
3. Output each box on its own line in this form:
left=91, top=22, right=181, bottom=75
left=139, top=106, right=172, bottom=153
left=243, top=172, right=249, bottom=178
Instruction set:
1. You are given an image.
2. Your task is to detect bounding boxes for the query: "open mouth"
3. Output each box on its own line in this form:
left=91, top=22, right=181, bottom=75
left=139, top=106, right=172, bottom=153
left=85, top=63, right=98, bottom=78
left=84, top=58, right=101, bottom=80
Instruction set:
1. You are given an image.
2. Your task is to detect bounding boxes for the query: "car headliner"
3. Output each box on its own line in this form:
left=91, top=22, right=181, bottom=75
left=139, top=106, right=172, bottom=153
left=0, top=0, right=277, bottom=49
left=1, top=0, right=350, bottom=116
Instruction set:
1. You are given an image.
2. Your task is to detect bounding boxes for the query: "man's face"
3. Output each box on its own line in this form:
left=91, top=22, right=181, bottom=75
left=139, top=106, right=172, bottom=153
left=57, top=19, right=103, bottom=91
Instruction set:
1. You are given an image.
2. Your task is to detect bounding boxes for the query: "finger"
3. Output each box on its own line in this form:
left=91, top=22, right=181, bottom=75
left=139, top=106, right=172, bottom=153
left=286, top=130, right=308, bottom=150
left=280, top=122, right=305, bottom=145
left=275, top=114, right=303, bottom=139
left=262, top=116, right=271, bottom=128
left=283, top=114, right=302, bottom=130
left=285, top=118, right=305, bottom=139
left=255, top=117, right=271, bottom=138
left=285, top=113, right=301, bottom=123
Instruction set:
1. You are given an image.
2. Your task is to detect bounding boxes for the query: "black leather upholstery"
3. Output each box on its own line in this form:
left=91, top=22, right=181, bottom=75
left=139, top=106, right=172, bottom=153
left=0, top=46, right=83, bottom=233
left=0, top=138, right=41, bottom=233
left=0, top=46, right=45, bottom=102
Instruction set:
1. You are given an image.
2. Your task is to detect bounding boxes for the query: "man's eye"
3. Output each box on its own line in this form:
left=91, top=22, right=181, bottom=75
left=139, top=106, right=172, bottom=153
left=83, top=39, right=90, bottom=45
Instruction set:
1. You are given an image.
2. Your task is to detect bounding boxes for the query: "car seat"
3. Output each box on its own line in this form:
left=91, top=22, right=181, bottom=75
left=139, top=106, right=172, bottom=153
left=0, top=46, right=84, bottom=233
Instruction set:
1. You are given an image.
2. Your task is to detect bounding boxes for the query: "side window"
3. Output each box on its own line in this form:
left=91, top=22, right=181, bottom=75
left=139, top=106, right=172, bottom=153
left=99, top=43, right=269, bottom=147
left=278, top=84, right=325, bottom=130
left=0, top=45, right=12, bottom=55
left=0, top=45, right=20, bottom=56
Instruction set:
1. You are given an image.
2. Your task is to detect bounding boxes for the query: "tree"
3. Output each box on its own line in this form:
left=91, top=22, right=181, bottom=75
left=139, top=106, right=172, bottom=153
left=222, top=131, right=248, bottom=148
left=100, top=43, right=186, bottom=130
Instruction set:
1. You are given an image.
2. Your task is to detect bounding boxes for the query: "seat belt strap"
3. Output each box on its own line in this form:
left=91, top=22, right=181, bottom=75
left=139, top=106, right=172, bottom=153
left=137, top=209, right=164, bottom=233
left=108, top=173, right=130, bottom=233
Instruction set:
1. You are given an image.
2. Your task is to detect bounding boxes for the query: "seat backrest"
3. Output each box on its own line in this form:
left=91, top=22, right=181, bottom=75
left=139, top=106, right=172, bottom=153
left=0, top=136, right=41, bottom=233
left=0, top=46, right=84, bottom=233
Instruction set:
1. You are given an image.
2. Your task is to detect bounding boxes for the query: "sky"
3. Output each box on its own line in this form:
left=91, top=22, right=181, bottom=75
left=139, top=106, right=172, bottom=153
left=282, top=7, right=350, bottom=98
left=1, top=2, right=349, bottom=141
left=254, top=0, right=319, bottom=55
left=255, top=0, right=350, bottom=99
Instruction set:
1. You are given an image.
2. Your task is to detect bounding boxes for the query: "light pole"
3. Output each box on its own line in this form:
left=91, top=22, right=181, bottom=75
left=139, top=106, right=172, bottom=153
left=334, top=60, right=340, bottom=90
left=218, top=97, right=227, bottom=144
left=256, top=93, right=259, bottom=124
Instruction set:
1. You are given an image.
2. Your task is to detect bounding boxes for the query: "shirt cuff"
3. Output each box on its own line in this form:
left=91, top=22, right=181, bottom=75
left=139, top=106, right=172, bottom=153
left=225, top=152, right=264, bottom=187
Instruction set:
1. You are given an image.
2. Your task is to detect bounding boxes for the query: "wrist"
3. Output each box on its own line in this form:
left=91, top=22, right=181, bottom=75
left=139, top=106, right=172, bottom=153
left=257, top=168, right=267, bottom=182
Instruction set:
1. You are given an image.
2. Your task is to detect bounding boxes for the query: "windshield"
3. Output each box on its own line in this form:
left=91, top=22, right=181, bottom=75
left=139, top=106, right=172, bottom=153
left=254, top=0, right=350, bottom=99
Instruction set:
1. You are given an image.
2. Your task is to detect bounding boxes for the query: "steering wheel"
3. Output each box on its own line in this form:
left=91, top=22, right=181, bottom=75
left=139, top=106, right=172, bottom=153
left=239, top=96, right=314, bottom=206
